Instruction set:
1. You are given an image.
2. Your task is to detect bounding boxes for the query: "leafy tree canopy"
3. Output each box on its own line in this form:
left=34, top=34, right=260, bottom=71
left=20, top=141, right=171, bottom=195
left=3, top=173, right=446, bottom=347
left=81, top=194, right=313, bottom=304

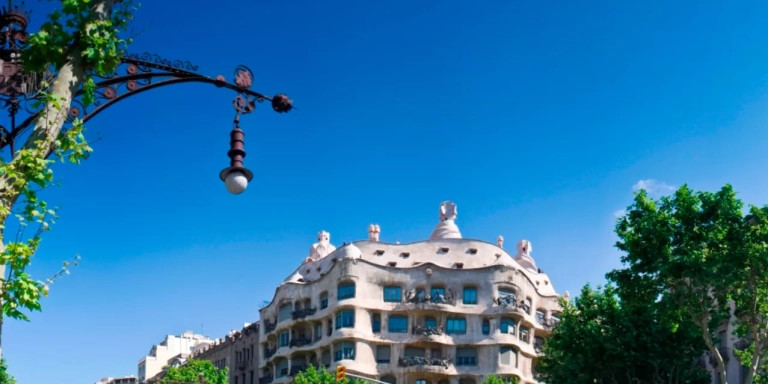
left=159, top=359, right=227, bottom=384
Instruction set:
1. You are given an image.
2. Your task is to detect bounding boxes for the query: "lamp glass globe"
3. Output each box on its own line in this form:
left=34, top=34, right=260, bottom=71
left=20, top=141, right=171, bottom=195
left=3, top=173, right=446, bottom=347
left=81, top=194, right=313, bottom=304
left=225, top=171, right=248, bottom=194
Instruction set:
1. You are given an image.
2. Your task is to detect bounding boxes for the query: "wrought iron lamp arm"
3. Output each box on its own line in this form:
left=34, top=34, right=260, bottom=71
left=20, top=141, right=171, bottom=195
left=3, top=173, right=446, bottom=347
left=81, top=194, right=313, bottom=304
left=4, top=53, right=292, bottom=153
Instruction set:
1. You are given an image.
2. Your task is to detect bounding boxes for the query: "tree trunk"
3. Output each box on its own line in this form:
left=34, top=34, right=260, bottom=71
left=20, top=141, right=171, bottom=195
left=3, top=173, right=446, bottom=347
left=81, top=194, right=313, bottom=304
left=702, top=328, right=728, bottom=384
left=743, top=337, right=763, bottom=384
left=0, top=0, right=115, bottom=360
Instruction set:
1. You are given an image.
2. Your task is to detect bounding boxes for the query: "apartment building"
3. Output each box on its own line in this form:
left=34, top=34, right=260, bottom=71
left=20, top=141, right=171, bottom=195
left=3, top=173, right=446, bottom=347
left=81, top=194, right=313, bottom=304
left=138, top=331, right=213, bottom=382
left=253, top=201, right=562, bottom=384
left=194, top=323, right=261, bottom=384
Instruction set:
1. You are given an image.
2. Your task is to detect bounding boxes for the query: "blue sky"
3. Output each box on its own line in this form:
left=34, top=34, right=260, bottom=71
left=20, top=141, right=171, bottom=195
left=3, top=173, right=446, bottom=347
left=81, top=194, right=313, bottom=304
left=6, top=0, right=768, bottom=382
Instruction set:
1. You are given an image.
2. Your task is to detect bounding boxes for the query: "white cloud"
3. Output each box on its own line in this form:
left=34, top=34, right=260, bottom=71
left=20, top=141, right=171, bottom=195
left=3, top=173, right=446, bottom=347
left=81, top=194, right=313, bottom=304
left=632, top=179, right=676, bottom=197
left=613, top=209, right=626, bottom=218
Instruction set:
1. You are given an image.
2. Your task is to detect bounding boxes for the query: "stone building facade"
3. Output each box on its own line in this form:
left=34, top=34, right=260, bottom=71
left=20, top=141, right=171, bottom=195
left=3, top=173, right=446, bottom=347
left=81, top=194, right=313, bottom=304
left=194, top=322, right=261, bottom=384
left=138, top=331, right=213, bottom=382
left=252, top=202, right=563, bottom=384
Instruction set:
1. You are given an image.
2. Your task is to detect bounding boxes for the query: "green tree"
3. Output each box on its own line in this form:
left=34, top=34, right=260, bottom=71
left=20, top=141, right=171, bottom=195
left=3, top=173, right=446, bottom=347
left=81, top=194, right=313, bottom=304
left=536, top=284, right=709, bottom=384
left=293, top=365, right=365, bottom=384
left=610, top=184, right=768, bottom=384
left=481, top=374, right=518, bottom=384
left=0, top=359, right=16, bottom=384
left=159, top=359, right=227, bottom=384
left=0, top=0, right=134, bottom=358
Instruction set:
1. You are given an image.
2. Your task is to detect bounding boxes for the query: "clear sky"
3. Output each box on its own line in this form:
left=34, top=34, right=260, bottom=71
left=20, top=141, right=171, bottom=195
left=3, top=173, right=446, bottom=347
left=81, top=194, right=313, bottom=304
left=6, top=0, right=768, bottom=383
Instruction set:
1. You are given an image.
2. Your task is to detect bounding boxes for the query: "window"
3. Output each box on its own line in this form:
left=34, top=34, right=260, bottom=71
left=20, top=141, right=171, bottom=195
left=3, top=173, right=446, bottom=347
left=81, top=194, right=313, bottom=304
left=500, top=317, right=516, bottom=334
left=416, top=380, right=431, bottom=384
left=535, top=310, right=545, bottom=325
left=315, top=323, right=322, bottom=341
left=278, top=303, right=292, bottom=322
left=320, top=292, right=328, bottom=309
left=372, top=313, right=381, bottom=333
left=446, top=318, right=467, bottom=334
left=376, top=345, right=391, bottom=363
left=534, top=336, right=545, bottom=353
left=381, top=376, right=396, bottom=384
left=499, top=346, right=517, bottom=367
left=550, top=313, right=561, bottom=326
left=425, top=317, right=437, bottom=329
left=333, top=341, right=355, bottom=361
left=278, top=331, right=289, bottom=347
left=327, top=320, right=333, bottom=337
left=482, top=319, right=490, bottom=335
left=416, top=288, right=426, bottom=300
left=430, top=286, right=445, bottom=299
left=463, top=287, right=477, bottom=305
left=456, top=348, right=477, bottom=366
left=523, top=298, right=532, bottom=314
left=519, top=326, right=529, bottom=343
left=338, top=283, right=355, bottom=300
left=383, top=286, right=402, bottom=302
left=276, top=359, right=289, bottom=377
left=388, top=315, right=408, bottom=333
left=404, top=347, right=425, bottom=358
left=335, top=310, right=355, bottom=329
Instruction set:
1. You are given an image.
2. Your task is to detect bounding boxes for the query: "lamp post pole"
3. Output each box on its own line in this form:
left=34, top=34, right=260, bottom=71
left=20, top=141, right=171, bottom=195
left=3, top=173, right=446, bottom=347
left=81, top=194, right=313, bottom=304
left=0, top=3, right=293, bottom=194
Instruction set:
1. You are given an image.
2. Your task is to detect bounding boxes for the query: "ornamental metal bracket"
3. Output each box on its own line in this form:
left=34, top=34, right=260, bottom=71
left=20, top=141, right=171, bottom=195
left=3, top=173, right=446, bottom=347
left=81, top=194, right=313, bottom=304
left=2, top=52, right=292, bottom=154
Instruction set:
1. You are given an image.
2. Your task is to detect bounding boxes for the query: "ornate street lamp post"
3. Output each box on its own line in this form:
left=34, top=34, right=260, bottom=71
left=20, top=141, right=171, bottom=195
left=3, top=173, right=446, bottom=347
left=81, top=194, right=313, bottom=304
left=0, top=2, right=292, bottom=194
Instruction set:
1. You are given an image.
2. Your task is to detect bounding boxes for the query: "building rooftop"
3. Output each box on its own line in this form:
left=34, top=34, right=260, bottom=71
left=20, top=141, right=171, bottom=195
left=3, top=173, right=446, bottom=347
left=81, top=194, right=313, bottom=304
left=281, top=201, right=557, bottom=297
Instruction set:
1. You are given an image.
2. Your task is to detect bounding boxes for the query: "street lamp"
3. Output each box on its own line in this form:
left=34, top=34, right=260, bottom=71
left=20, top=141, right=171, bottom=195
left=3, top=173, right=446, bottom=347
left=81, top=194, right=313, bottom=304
left=0, top=2, right=293, bottom=194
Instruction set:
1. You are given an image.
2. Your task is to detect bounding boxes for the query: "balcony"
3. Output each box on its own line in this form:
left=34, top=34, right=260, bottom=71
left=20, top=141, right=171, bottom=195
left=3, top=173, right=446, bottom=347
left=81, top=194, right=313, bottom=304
left=412, top=325, right=445, bottom=337
left=495, top=295, right=516, bottom=307
left=289, top=365, right=307, bottom=377
left=405, top=291, right=457, bottom=305
left=291, top=307, right=317, bottom=320
left=398, top=356, right=451, bottom=369
left=289, top=336, right=313, bottom=348
left=264, top=347, right=277, bottom=359
left=259, top=376, right=274, bottom=384
left=494, top=296, right=530, bottom=314
left=264, top=319, right=277, bottom=333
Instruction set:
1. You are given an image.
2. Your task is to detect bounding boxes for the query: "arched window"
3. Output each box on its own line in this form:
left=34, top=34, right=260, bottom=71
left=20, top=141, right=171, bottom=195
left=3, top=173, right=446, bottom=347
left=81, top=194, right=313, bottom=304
left=519, top=325, right=530, bottom=343
left=456, top=347, right=477, bottom=366
left=333, top=341, right=356, bottom=361
left=500, top=317, right=516, bottom=335
left=338, top=282, right=356, bottom=300
left=278, top=303, right=292, bottom=322
left=499, top=346, right=518, bottom=367
left=335, top=310, right=355, bottom=329
left=319, top=292, right=329, bottom=309
left=383, top=286, right=402, bottom=302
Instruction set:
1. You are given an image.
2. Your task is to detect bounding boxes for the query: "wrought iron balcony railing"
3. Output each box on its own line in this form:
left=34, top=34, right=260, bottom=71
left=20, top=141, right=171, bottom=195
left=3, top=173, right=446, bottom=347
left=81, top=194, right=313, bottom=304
left=398, top=356, right=451, bottom=369
left=291, top=307, right=317, bottom=320
left=289, top=336, right=313, bottom=348
left=259, top=376, right=274, bottom=384
left=290, top=365, right=307, bottom=377
left=264, top=347, right=277, bottom=359
left=264, top=319, right=277, bottom=333
left=412, top=325, right=445, bottom=336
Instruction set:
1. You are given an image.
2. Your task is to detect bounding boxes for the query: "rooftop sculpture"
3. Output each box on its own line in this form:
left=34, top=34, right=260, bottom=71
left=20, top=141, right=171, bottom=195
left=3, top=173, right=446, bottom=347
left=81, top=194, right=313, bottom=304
left=429, top=201, right=462, bottom=240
